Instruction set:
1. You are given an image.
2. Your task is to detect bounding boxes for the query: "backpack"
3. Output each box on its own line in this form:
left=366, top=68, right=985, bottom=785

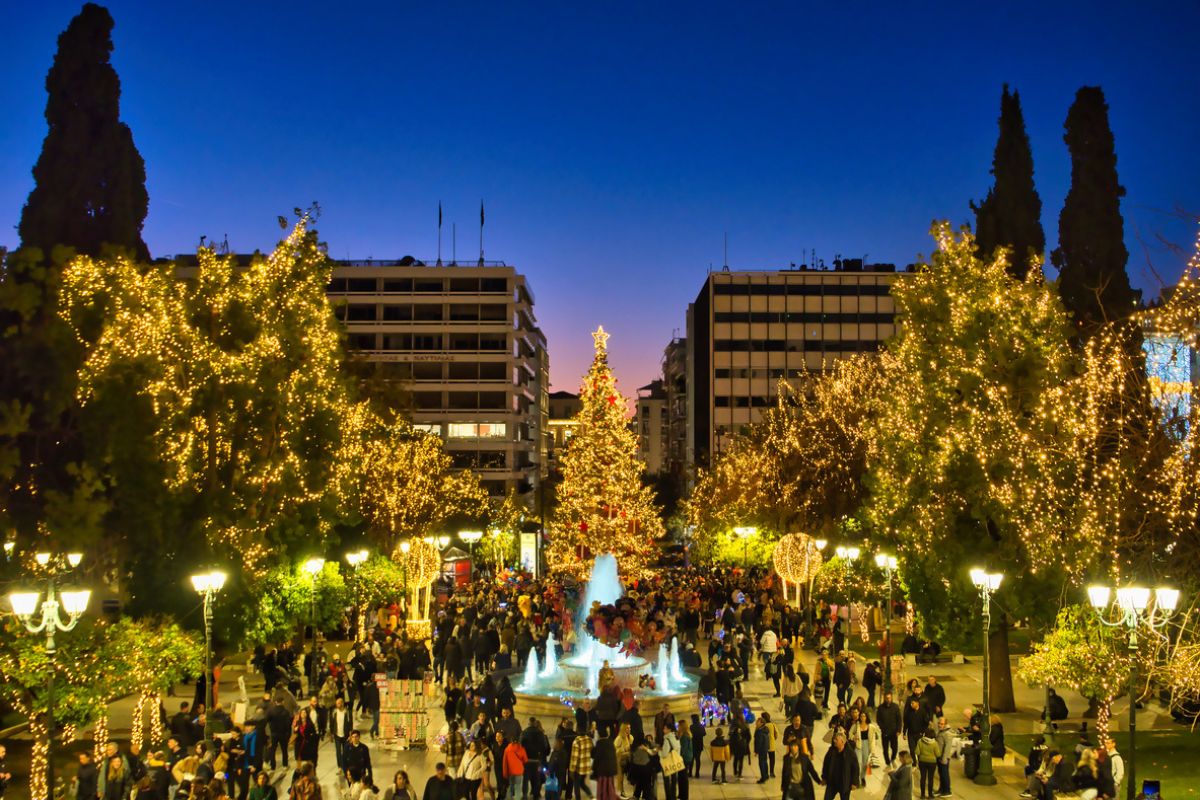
left=631, top=747, right=651, bottom=767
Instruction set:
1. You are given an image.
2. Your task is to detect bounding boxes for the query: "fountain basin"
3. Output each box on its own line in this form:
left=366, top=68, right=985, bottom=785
left=559, top=656, right=647, bottom=692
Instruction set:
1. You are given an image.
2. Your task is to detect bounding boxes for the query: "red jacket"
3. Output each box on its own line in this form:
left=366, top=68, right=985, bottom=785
left=502, top=742, right=528, bottom=778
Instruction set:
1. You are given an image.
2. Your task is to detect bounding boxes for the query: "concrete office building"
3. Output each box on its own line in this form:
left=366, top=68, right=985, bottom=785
left=661, top=338, right=688, bottom=479
left=327, top=261, right=547, bottom=500
left=635, top=380, right=667, bottom=474
left=547, top=390, right=582, bottom=473
left=686, top=259, right=902, bottom=467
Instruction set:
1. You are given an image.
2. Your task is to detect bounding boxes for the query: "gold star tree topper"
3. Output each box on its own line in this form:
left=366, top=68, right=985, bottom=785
left=592, top=325, right=610, bottom=354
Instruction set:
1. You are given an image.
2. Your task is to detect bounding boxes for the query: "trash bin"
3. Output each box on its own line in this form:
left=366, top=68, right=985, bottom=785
left=962, top=745, right=980, bottom=780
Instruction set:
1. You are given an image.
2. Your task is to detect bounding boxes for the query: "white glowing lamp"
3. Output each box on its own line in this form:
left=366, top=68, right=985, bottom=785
left=191, top=571, right=227, bottom=593
left=1155, top=587, right=1180, bottom=612
left=459, top=530, right=483, bottom=545
left=399, top=541, right=412, bottom=554
left=1116, top=587, right=1151, bottom=612
left=1087, top=585, right=1111, bottom=609
left=303, top=557, right=325, bottom=575
left=35, top=552, right=50, bottom=566
left=60, top=590, right=91, bottom=616
left=733, top=526, right=757, bottom=539
left=9, top=591, right=40, bottom=618
left=814, top=539, right=828, bottom=552
left=67, top=552, right=83, bottom=568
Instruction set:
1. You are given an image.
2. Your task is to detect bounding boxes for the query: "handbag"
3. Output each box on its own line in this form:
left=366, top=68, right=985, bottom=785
left=544, top=773, right=560, bottom=793
left=661, top=751, right=685, bottom=776
left=822, top=728, right=835, bottom=745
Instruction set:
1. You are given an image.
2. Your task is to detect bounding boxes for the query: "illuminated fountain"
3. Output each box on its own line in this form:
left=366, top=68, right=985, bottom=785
left=513, top=553, right=696, bottom=716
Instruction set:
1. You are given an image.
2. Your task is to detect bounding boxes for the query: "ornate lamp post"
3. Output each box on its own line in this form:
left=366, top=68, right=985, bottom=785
left=810, top=539, right=828, bottom=608
left=303, top=557, right=325, bottom=693
left=733, top=526, right=758, bottom=565
left=459, top=530, right=483, bottom=580
left=969, top=567, right=1003, bottom=786
left=344, top=550, right=368, bottom=642
left=1088, top=584, right=1178, bottom=800
left=874, top=552, right=897, bottom=693
left=834, top=545, right=860, bottom=637
left=8, top=551, right=90, bottom=800
left=189, top=570, right=227, bottom=740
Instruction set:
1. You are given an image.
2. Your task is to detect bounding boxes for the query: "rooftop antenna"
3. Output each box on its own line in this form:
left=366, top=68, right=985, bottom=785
left=437, top=201, right=443, bottom=266
left=478, top=199, right=485, bottom=266
left=723, top=232, right=728, bottom=270
left=452, top=222, right=457, bottom=266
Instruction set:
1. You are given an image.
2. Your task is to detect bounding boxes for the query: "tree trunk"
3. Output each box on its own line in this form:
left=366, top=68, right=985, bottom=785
left=988, top=612, right=1017, bottom=713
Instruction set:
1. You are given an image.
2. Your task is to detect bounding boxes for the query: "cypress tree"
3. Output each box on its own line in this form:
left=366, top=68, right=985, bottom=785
left=18, top=3, right=149, bottom=261
left=1051, top=86, right=1139, bottom=335
left=972, top=84, right=1045, bottom=280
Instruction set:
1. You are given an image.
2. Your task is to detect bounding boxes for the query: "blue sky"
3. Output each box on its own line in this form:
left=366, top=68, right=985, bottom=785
left=2, top=2, right=1198, bottom=391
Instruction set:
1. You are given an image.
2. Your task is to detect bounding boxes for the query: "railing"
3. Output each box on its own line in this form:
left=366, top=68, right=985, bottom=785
left=333, top=259, right=510, bottom=267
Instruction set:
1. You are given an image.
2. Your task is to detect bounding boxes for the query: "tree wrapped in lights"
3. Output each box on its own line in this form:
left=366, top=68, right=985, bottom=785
left=687, top=357, right=881, bottom=562
left=1017, top=605, right=1133, bottom=737
left=547, top=327, right=662, bottom=580
left=773, top=533, right=824, bottom=606
left=484, top=488, right=526, bottom=571
left=345, top=403, right=488, bottom=556
left=865, top=224, right=1083, bottom=711
left=58, top=215, right=355, bottom=588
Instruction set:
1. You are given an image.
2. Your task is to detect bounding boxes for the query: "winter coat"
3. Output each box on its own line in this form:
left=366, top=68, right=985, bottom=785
left=914, top=734, right=941, bottom=765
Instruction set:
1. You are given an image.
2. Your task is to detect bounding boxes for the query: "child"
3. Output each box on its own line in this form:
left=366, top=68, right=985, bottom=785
left=709, top=727, right=729, bottom=784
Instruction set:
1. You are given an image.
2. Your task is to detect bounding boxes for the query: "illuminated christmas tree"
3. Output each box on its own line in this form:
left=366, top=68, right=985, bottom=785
left=547, top=326, right=662, bottom=579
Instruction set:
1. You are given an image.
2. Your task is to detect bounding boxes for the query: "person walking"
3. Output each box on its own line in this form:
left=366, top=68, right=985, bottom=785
left=615, top=723, right=634, bottom=798
left=820, top=733, right=859, bottom=800
left=460, top=740, right=492, bottom=800
left=593, top=728, right=619, bottom=800
left=913, top=727, right=940, bottom=799
left=503, top=734, right=529, bottom=800
left=660, top=722, right=681, bottom=800
left=521, top=717, right=550, bottom=800
left=779, top=741, right=821, bottom=800
left=570, top=728, right=594, bottom=800
left=708, top=728, right=728, bottom=785
left=753, top=718, right=771, bottom=784
left=883, top=752, right=913, bottom=800
left=934, top=717, right=954, bottom=797
left=688, top=716, right=704, bottom=779
left=422, top=762, right=457, bottom=800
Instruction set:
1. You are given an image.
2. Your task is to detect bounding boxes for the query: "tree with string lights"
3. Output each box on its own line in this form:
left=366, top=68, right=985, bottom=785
left=546, top=327, right=662, bottom=580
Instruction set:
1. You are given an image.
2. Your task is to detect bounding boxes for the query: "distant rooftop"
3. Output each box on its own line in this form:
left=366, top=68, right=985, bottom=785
left=713, top=257, right=913, bottom=273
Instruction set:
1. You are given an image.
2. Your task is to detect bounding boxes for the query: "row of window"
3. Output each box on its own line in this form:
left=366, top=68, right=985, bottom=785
left=713, top=340, right=882, bottom=352
left=346, top=333, right=510, bottom=352
left=713, top=311, right=893, bottom=324
left=329, top=277, right=510, bottom=294
left=412, top=391, right=511, bottom=411
left=712, top=282, right=891, bottom=297
left=714, top=367, right=810, bottom=379
left=339, top=303, right=511, bottom=322
left=714, top=396, right=777, bottom=408
left=357, top=361, right=511, bottom=382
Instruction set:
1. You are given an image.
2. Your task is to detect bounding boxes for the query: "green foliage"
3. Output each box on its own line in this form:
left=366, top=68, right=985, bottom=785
left=351, top=555, right=408, bottom=609
left=237, top=560, right=349, bottom=649
left=865, top=224, right=1080, bottom=646
left=698, top=527, right=776, bottom=568
left=19, top=3, right=149, bottom=260
left=812, top=556, right=888, bottom=607
left=1018, top=605, right=1130, bottom=704
left=1051, top=86, right=1139, bottom=337
left=972, top=84, right=1045, bottom=281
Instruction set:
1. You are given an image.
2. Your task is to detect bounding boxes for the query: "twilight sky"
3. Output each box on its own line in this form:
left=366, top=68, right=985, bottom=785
left=2, top=2, right=1199, bottom=394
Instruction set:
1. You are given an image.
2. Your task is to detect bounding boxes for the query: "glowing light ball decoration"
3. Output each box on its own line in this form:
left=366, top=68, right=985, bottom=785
left=772, top=533, right=824, bottom=607
left=403, top=538, right=442, bottom=636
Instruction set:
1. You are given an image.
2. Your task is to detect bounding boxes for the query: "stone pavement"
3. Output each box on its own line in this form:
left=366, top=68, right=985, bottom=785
left=21, top=635, right=1175, bottom=800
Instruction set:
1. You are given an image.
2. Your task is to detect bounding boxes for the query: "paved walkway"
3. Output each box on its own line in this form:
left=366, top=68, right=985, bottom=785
left=12, top=635, right=1176, bottom=800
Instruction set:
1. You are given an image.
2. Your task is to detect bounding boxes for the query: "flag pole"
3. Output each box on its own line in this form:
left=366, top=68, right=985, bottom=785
left=437, top=201, right=443, bottom=266
left=479, top=199, right=485, bottom=266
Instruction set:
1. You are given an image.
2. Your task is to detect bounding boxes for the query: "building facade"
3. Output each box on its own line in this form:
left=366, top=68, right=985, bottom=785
left=686, top=261, right=901, bottom=467
left=546, top=390, right=582, bottom=473
left=661, top=337, right=688, bottom=479
left=327, top=261, right=547, bottom=500
left=635, top=380, right=667, bottom=474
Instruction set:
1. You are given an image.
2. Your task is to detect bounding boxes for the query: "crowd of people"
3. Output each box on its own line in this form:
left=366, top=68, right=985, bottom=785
left=55, top=565, right=1131, bottom=800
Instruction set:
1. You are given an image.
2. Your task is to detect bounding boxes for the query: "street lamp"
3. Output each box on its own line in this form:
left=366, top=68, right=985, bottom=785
left=733, top=526, right=757, bottom=565
left=969, top=567, right=1003, bottom=786
left=9, top=551, right=89, bottom=800
left=303, top=557, right=325, bottom=693
left=344, top=550, right=368, bottom=642
left=874, top=553, right=898, bottom=693
left=435, top=535, right=451, bottom=550
left=190, top=570, right=227, bottom=739
left=459, top=530, right=483, bottom=579
left=1088, top=583, right=1177, bottom=800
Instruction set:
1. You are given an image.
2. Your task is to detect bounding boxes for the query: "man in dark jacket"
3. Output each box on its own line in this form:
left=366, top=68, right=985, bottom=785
left=423, top=762, right=456, bottom=800
left=265, top=698, right=292, bottom=769
left=876, top=692, right=902, bottom=767
left=753, top=717, right=771, bottom=784
left=820, top=733, right=859, bottom=800
left=169, top=702, right=195, bottom=749
left=343, top=730, right=373, bottom=786
left=861, top=662, right=881, bottom=708
left=780, top=741, right=821, bottom=800
left=75, top=751, right=99, bottom=800
left=521, top=718, right=551, bottom=800
left=923, top=677, right=946, bottom=717
left=902, top=698, right=928, bottom=757
left=833, top=657, right=853, bottom=707
left=592, top=730, right=619, bottom=797
left=497, top=706, right=523, bottom=745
